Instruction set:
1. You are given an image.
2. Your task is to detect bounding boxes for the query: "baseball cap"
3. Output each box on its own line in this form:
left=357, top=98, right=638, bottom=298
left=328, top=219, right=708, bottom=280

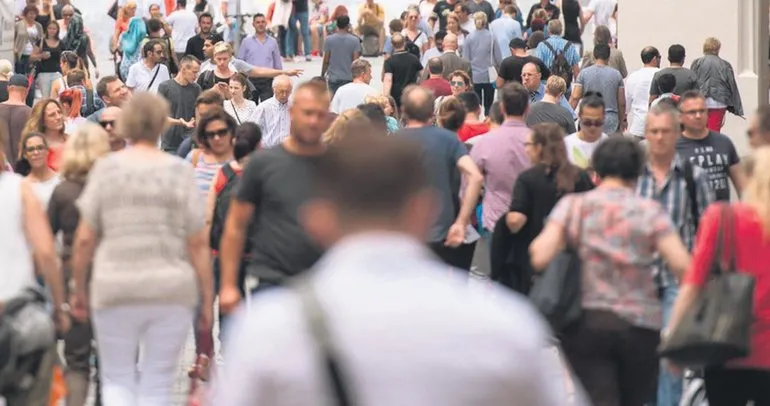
left=509, top=38, right=527, bottom=50
left=8, top=74, right=28, bottom=88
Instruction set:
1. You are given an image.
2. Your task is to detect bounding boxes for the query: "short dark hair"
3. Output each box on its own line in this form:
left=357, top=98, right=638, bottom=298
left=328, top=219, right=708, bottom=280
left=640, top=46, right=660, bottom=64
left=199, top=12, right=213, bottom=23
left=434, top=30, right=447, bottom=42
left=457, top=91, right=481, bottom=113
left=499, top=82, right=529, bottom=116
left=357, top=103, right=388, bottom=134
left=503, top=5, right=517, bottom=15
left=389, top=18, right=403, bottom=32
left=196, top=89, right=225, bottom=108
left=143, top=39, right=163, bottom=58
left=455, top=3, right=470, bottom=13
left=179, top=55, right=201, bottom=67
left=233, top=122, right=262, bottom=161
left=196, top=108, right=237, bottom=149
left=336, top=15, right=350, bottom=29
left=579, top=94, right=605, bottom=115
left=96, top=75, right=120, bottom=99
left=427, top=57, right=443, bottom=75
left=401, top=85, right=435, bottom=123
left=657, top=73, right=676, bottom=94
left=488, top=101, right=504, bottom=125
left=592, top=137, right=645, bottom=182
left=313, top=134, right=428, bottom=218
left=177, top=0, right=187, bottom=7
left=146, top=18, right=163, bottom=33
left=253, top=13, right=265, bottom=20
left=678, top=89, right=705, bottom=105
left=593, top=43, right=611, bottom=61
left=668, top=44, right=686, bottom=64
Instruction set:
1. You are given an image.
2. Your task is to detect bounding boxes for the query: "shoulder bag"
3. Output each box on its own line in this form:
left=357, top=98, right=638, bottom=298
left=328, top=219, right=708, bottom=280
left=658, top=204, right=755, bottom=367
left=146, top=65, right=162, bottom=91
left=529, top=195, right=583, bottom=332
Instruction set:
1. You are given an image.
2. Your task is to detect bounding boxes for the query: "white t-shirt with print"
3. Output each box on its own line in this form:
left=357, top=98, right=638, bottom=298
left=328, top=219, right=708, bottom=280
left=564, top=132, right=608, bottom=169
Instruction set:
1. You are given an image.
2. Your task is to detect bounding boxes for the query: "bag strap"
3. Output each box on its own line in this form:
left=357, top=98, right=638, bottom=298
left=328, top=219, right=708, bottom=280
left=709, top=204, right=734, bottom=276
left=86, top=88, right=95, bottom=113
left=146, top=65, right=161, bottom=90
left=292, top=277, right=353, bottom=406
left=683, top=160, right=700, bottom=231
left=221, top=163, right=237, bottom=183
left=542, top=40, right=557, bottom=55
left=230, top=100, right=242, bottom=125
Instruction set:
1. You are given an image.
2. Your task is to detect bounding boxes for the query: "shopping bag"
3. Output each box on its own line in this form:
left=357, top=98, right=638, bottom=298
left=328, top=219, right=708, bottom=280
left=48, top=365, right=66, bottom=406
left=659, top=204, right=755, bottom=367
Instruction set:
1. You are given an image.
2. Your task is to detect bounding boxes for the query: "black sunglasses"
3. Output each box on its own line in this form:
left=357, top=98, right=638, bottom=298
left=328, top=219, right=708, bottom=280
left=581, top=119, right=605, bottom=128
left=204, top=128, right=230, bottom=139
left=99, top=120, right=115, bottom=128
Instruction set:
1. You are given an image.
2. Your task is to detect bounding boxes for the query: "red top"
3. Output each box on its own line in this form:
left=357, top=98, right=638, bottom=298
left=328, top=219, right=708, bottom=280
left=47, top=144, right=64, bottom=172
left=213, top=165, right=243, bottom=194
left=457, top=122, right=490, bottom=143
left=683, top=203, right=770, bottom=369
left=420, top=78, right=452, bottom=98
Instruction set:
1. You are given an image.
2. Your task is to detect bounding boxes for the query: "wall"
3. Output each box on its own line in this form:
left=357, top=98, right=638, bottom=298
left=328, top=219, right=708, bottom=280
left=617, top=0, right=769, bottom=155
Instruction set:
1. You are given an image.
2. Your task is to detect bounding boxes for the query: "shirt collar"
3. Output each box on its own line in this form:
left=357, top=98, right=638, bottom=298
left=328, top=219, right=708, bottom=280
left=501, top=118, right=527, bottom=128
left=643, top=154, right=685, bottom=176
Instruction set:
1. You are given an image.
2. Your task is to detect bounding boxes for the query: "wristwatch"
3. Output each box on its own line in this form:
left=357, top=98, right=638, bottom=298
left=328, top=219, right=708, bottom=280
left=59, top=303, right=71, bottom=314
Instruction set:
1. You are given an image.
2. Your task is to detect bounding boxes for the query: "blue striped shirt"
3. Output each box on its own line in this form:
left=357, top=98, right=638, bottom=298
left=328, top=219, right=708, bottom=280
left=636, top=155, right=715, bottom=288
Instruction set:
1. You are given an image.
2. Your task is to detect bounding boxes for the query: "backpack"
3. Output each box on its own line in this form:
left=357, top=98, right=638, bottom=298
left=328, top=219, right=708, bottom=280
left=70, top=84, right=103, bottom=117
left=210, top=164, right=240, bottom=251
left=543, top=40, right=573, bottom=87
left=404, top=31, right=423, bottom=59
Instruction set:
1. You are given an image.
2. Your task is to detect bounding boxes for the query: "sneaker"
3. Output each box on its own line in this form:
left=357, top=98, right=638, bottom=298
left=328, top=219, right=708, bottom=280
left=305, top=55, right=312, bottom=62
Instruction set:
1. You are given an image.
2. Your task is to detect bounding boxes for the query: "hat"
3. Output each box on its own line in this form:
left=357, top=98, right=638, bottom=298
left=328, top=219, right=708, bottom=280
left=8, top=74, right=28, bottom=88
left=509, top=38, right=526, bottom=50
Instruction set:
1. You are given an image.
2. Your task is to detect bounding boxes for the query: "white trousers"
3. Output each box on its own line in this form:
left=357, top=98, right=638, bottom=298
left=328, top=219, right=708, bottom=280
left=93, top=305, right=193, bottom=406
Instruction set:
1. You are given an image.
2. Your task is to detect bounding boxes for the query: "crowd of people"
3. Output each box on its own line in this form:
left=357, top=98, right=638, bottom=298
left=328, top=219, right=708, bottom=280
left=1, top=0, right=769, bottom=405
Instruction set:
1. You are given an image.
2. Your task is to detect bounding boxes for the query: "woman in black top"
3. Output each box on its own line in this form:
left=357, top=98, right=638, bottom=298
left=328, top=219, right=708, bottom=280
left=492, top=123, right=592, bottom=292
left=37, top=21, right=62, bottom=102
left=561, top=0, right=583, bottom=52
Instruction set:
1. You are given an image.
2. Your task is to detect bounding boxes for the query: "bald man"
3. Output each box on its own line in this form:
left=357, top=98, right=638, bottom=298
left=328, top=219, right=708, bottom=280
left=254, top=75, right=293, bottom=147
left=434, top=33, right=472, bottom=79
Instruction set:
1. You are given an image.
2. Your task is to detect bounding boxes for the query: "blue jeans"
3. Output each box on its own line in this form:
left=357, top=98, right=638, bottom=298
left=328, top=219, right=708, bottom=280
left=287, top=11, right=311, bottom=57
left=657, top=284, right=683, bottom=406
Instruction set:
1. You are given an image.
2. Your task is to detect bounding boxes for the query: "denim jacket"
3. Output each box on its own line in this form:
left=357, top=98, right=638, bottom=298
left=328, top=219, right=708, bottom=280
left=691, top=54, right=743, bottom=116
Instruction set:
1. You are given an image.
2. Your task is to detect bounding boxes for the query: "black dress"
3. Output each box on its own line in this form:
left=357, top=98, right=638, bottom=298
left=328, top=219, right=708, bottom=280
left=562, top=0, right=582, bottom=44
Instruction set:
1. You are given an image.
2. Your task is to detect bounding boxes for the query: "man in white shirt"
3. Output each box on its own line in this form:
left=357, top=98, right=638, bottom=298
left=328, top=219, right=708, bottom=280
left=624, top=46, right=660, bottom=140
left=126, top=39, right=171, bottom=94
left=254, top=75, right=292, bottom=147
left=166, top=0, right=199, bottom=62
left=213, top=133, right=568, bottom=406
left=330, top=59, right=380, bottom=113
left=564, top=94, right=608, bottom=170
left=583, top=0, right=616, bottom=29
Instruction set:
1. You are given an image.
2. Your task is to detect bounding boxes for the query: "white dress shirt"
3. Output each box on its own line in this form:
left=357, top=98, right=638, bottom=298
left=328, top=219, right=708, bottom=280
left=254, top=97, right=290, bottom=148
left=624, top=66, right=660, bottom=137
left=212, top=233, right=569, bottom=406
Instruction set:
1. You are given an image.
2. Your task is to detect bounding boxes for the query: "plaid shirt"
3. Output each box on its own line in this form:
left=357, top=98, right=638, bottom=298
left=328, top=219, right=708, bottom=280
left=636, top=155, right=715, bottom=288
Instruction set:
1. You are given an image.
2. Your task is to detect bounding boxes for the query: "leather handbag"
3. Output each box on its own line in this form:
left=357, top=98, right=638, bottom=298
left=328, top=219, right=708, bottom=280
left=529, top=196, right=583, bottom=332
left=658, top=204, right=755, bottom=367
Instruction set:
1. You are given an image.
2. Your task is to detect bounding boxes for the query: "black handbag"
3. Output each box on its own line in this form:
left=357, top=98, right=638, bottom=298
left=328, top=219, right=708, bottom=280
left=658, top=204, right=755, bottom=367
left=529, top=196, right=583, bottom=332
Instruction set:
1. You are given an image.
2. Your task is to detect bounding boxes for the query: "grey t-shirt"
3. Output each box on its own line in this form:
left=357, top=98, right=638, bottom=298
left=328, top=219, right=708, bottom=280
left=575, top=64, right=624, bottom=113
left=399, top=126, right=467, bottom=243
left=649, top=67, right=699, bottom=97
left=234, top=144, right=323, bottom=281
left=676, top=131, right=739, bottom=202
left=158, top=79, right=201, bottom=153
left=526, top=101, right=577, bottom=135
left=323, top=32, right=361, bottom=82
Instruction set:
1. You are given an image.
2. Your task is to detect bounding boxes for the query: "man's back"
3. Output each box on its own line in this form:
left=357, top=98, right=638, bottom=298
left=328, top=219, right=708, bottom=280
left=575, top=65, right=623, bottom=113
left=324, top=33, right=362, bottom=82
left=526, top=101, right=577, bottom=135
left=214, top=235, right=565, bottom=406
left=440, top=52, right=471, bottom=79
left=0, top=103, right=32, bottom=166
left=649, top=67, right=698, bottom=98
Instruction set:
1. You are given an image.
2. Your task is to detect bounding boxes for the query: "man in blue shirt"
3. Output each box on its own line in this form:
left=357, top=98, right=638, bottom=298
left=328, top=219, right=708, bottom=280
left=489, top=5, right=522, bottom=59
left=534, top=20, right=580, bottom=87
left=521, top=61, right=575, bottom=119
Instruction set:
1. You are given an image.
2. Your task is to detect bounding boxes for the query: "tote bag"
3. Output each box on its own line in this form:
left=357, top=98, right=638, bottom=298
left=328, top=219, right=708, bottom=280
left=658, top=204, right=755, bottom=367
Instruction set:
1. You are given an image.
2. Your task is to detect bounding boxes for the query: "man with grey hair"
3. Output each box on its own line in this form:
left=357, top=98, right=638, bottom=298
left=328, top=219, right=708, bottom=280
left=534, top=19, right=580, bottom=88
left=635, top=103, right=714, bottom=406
left=254, top=75, right=293, bottom=147
left=330, top=59, right=379, bottom=113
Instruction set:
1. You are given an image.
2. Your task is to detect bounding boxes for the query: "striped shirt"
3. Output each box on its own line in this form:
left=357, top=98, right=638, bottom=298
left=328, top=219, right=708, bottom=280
left=636, top=155, right=715, bottom=288
left=186, top=151, right=230, bottom=198
left=254, top=97, right=291, bottom=148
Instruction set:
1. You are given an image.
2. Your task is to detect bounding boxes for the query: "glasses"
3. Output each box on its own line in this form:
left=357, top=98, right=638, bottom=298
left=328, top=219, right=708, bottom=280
left=25, top=145, right=47, bottom=153
left=450, top=81, right=465, bottom=87
left=681, top=109, right=707, bottom=116
left=99, top=120, right=115, bottom=129
left=204, top=128, right=230, bottom=139
left=581, top=119, right=605, bottom=128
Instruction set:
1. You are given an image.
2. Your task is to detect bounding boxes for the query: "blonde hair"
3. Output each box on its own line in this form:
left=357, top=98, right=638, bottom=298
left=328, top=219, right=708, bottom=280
left=117, top=93, right=169, bottom=144
left=0, top=59, right=12, bottom=77
left=323, top=109, right=368, bottom=144
left=365, top=94, right=390, bottom=111
left=745, top=147, right=770, bottom=235
left=60, top=122, right=111, bottom=183
left=545, top=75, right=567, bottom=96
left=473, top=11, right=488, bottom=30
left=703, top=37, right=721, bottom=55
left=213, top=41, right=233, bottom=56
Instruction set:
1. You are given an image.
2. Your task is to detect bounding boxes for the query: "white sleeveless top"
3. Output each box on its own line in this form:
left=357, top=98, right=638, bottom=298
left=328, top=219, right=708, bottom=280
left=0, top=172, right=35, bottom=301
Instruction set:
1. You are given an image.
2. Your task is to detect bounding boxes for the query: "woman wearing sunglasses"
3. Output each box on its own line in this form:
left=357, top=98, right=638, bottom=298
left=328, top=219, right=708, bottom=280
left=188, top=108, right=236, bottom=200
left=16, top=132, right=61, bottom=209
left=435, top=70, right=472, bottom=112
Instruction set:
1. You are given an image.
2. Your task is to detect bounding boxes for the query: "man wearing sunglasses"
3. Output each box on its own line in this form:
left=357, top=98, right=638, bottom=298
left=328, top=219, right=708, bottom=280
left=99, top=106, right=126, bottom=151
left=564, top=94, right=608, bottom=171
left=125, top=39, right=171, bottom=94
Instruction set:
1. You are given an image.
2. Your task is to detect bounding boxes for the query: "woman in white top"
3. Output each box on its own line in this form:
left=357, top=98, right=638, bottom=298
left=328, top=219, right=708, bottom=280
left=224, top=73, right=258, bottom=125
left=403, top=8, right=429, bottom=55
left=17, top=132, right=61, bottom=208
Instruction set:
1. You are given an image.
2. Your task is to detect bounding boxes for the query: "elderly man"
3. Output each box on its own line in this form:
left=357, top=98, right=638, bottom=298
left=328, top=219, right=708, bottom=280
left=254, top=75, right=293, bottom=148
left=433, top=33, right=471, bottom=79
left=330, top=59, right=379, bottom=113
left=521, top=61, right=575, bottom=118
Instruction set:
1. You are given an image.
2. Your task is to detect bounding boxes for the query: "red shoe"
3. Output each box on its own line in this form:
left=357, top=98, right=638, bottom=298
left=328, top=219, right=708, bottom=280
left=311, top=50, right=319, bottom=57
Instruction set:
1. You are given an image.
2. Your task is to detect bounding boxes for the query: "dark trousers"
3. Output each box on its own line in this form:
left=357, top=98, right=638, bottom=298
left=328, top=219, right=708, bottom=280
left=705, top=367, right=770, bottom=406
left=250, top=77, right=274, bottom=104
left=63, top=319, right=101, bottom=406
left=561, top=310, right=660, bottom=406
left=328, top=79, right=351, bottom=97
left=474, top=82, right=494, bottom=116
left=15, top=56, right=34, bottom=107
left=429, top=241, right=477, bottom=271
left=278, top=26, right=288, bottom=57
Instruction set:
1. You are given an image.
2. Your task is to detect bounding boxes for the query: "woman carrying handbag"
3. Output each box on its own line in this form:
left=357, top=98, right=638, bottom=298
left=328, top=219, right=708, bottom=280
left=663, top=147, right=770, bottom=406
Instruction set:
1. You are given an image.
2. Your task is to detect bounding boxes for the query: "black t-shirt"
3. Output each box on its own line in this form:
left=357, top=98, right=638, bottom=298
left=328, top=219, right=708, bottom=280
left=293, top=0, right=309, bottom=13
left=433, top=0, right=456, bottom=31
left=39, top=41, right=62, bottom=73
left=234, top=144, right=323, bottom=281
left=676, top=131, right=740, bottom=202
left=384, top=52, right=423, bottom=105
left=561, top=0, right=581, bottom=43
left=498, top=55, right=549, bottom=84
left=184, top=33, right=223, bottom=62
left=525, top=3, right=559, bottom=27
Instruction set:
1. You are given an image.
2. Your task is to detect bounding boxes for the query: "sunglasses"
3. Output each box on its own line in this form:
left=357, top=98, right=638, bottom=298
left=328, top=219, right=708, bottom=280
left=99, top=120, right=115, bottom=129
left=204, top=128, right=230, bottom=139
left=450, top=81, right=465, bottom=87
left=581, top=119, right=605, bottom=128
left=25, top=145, right=47, bottom=153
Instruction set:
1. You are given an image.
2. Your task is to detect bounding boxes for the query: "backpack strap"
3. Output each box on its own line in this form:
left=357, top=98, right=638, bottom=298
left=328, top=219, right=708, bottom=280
left=542, top=40, right=557, bottom=55
left=561, top=41, right=571, bottom=53
left=683, top=160, right=700, bottom=231
left=85, top=88, right=94, bottom=114
left=191, top=148, right=202, bottom=168
left=221, top=163, right=237, bottom=184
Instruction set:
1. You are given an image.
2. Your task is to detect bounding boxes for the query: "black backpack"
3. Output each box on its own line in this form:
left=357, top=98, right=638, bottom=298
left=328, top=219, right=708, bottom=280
left=404, top=31, right=423, bottom=59
left=543, top=40, right=573, bottom=87
left=210, top=165, right=240, bottom=251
